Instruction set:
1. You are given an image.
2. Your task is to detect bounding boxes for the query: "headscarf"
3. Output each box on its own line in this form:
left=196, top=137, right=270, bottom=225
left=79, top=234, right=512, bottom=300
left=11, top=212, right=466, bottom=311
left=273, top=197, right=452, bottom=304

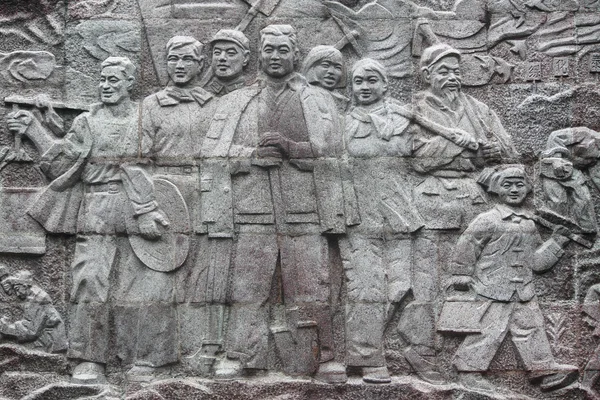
left=302, top=45, right=347, bottom=88
left=478, top=165, right=532, bottom=195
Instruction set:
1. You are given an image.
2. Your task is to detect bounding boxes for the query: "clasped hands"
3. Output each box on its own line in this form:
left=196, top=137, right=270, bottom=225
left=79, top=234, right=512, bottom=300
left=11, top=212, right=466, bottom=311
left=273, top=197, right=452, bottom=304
left=256, top=132, right=291, bottom=159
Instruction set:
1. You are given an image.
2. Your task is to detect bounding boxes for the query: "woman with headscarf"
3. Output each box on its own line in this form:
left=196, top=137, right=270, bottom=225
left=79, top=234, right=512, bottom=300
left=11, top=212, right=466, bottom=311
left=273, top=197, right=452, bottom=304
left=344, top=58, right=412, bottom=158
left=302, top=45, right=350, bottom=112
left=338, top=58, right=428, bottom=383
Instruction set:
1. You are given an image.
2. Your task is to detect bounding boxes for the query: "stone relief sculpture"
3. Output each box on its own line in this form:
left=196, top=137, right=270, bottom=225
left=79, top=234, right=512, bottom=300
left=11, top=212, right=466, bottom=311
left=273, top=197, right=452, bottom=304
left=3, top=0, right=600, bottom=398
left=0, top=269, right=67, bottom=354
left=14, top=56, right=176, bottom=383
left=205, top=24, right=347, bottom=383
left=203, top=29, right=251, bottom=97
left=301, top=45, right=349, bottom=111
left=340, top=57, right=422, bottom=384
left=439, top=165, right=577, bottom=393
left=537, top=127, right=600, bottom=234
left=141, top=34, right=232, bottom=376
left=583, top=284, right=600, bottom=399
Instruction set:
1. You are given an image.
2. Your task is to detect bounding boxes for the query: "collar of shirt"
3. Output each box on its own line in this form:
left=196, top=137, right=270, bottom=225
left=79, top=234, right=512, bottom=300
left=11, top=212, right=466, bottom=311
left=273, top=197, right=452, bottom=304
left=496, top=204, right=533, bottom=221
left=257, top=72, right=307, bottom=92
left=156, top=86, right=213, bottom=107
left=206, top=76, right=247, bottom=95
left=350, top=103, right=398, bottom=140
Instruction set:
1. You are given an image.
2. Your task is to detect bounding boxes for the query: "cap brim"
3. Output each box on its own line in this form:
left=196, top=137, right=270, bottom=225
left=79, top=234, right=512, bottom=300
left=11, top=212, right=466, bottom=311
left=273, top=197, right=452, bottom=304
left=427, top=49, right=461, bottom=68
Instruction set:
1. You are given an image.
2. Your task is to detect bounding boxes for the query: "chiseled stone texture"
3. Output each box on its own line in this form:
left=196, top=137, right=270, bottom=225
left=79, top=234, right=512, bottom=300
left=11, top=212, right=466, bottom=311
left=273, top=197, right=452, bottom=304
left=1, top=0, right=600, bottom=399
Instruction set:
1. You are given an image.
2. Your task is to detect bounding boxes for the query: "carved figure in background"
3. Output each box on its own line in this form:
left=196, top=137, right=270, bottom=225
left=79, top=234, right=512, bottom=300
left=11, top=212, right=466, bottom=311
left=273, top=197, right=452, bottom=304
left=340, top=58, right=432, bottom=383
left=323, top=0, right=451, bottom=78
left=204, top=29, right=251, bottom=96
left=301, top=45, right=349, bottom=111
left=0, top=270, right=67, bottom=353
left=141, top=36, right=232, bottom=371
left=537, top=127, right=600, bottom=234
left=0, top=265, right=14, bottom=304
left=441, top=165, right=577, bottom=393
left=207, top=25, right=347, bottom=383
left=21, top=57, right=174, bottom=382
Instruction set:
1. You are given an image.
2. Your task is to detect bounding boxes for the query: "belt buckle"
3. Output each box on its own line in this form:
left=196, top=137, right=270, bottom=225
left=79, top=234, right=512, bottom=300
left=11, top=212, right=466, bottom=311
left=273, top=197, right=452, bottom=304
left=183, top=166, right=192, bottom=174
left=108, top=182, right=119, bottom=194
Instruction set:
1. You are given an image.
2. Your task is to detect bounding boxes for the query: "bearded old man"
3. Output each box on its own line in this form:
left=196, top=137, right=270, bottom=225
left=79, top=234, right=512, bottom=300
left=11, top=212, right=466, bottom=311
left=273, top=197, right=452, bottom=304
left=394, top=43, right=520, bottom=386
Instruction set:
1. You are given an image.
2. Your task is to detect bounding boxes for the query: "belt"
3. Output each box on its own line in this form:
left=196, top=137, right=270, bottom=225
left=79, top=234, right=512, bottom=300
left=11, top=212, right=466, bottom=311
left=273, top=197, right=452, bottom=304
left=86, top=181, right=122, bottom=194
left=155, top=165, right=198, bottom=175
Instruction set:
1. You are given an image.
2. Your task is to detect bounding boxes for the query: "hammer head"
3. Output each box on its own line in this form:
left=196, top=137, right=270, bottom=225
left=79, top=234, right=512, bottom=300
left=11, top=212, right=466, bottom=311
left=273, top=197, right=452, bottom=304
left=243, top=0, right=281, bottom=16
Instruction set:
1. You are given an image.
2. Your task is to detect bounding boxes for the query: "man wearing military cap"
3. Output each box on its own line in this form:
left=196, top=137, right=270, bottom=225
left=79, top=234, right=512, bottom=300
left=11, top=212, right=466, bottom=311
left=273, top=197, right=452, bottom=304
left=204, top=29, right=251, bottom=96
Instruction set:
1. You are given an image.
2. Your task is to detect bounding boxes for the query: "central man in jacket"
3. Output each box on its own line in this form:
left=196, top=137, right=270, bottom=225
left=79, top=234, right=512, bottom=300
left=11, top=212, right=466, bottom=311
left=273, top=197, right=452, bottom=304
left=203, top=25, right=347, bottom=383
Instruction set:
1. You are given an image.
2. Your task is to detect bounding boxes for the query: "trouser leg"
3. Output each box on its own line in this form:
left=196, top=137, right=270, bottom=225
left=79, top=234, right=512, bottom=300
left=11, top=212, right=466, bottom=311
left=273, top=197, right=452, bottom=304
left=280, top=234, right=334, bottom=362
left=177, top=236, right=232, bottom=356
left=510, top=300, right=556, bottom=371
left=454, top=302, right=513, bottom=372
left=340, top=234, right=387, bottom=367
left=226, top=231, right=277, bottom=369
left=114, top=237, right=178, bottom=367
left=68, top=235, right=116, bottom=364
left=392, top=236, right=437, bottom=355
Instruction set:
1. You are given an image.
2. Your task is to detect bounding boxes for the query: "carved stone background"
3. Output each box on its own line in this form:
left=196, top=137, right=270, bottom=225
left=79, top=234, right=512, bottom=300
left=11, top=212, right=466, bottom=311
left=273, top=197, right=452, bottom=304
left=3, top=0, right=600, bottom=399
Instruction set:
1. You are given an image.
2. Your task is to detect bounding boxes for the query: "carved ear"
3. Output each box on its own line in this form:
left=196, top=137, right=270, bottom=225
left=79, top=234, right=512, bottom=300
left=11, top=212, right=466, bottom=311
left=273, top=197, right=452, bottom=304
left=243, top=50, right=250, bottom=67
left=421, top=67, right=431, bottom=84
left=197, top=56, right=205, bottom=73
left=126, top=76, right=135, bottom=91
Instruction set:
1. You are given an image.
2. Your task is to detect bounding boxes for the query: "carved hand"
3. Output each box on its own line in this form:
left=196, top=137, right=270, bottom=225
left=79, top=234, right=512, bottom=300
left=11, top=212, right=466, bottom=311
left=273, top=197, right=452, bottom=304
left=259, top=132, right=290, bottom=156
left=449, top=275, right=473, bottom=291
left=451, top=129, right=476, bottom=148
left=6, top=110, right=34, bottom=136
left=255, top=145, right=283, bottom=159
left=481, top=141, right=502, bottom=162
left=137, top=210, right=170, bottom=240
left=551, top=226, right=571, bottom=247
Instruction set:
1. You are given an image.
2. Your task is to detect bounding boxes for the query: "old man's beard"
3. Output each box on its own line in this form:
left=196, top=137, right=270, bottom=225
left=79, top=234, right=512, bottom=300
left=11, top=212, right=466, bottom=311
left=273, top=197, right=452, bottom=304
left=440, top=82, right=461, bottom=105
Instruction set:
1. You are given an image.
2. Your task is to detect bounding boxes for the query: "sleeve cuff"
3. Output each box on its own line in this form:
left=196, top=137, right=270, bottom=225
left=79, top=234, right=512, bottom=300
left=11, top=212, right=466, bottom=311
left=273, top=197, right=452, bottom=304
left=132, top=200, right=158, bottom=216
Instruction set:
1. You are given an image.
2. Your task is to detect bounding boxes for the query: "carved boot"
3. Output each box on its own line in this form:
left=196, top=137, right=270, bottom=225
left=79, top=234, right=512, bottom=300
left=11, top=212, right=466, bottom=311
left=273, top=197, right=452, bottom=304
left=71, top=361, right=106, bottom=384
left=528, top=363, right=578, bottom=391
left=214, top=357, right=244, bottom=379
left=362, top=366, right=391, bottom=384
left=314, top=361, right=347, bottom=384
left=403, top=347, right=444, bottom=385
left=458, top=372, right=496, bottom=393
left=539, top=370, right=579, bottom=392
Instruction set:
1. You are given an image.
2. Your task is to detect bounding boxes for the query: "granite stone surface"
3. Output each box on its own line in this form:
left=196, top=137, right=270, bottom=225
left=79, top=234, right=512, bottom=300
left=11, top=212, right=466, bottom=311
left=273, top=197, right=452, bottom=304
left=1, top=0, right=600, bottom=398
